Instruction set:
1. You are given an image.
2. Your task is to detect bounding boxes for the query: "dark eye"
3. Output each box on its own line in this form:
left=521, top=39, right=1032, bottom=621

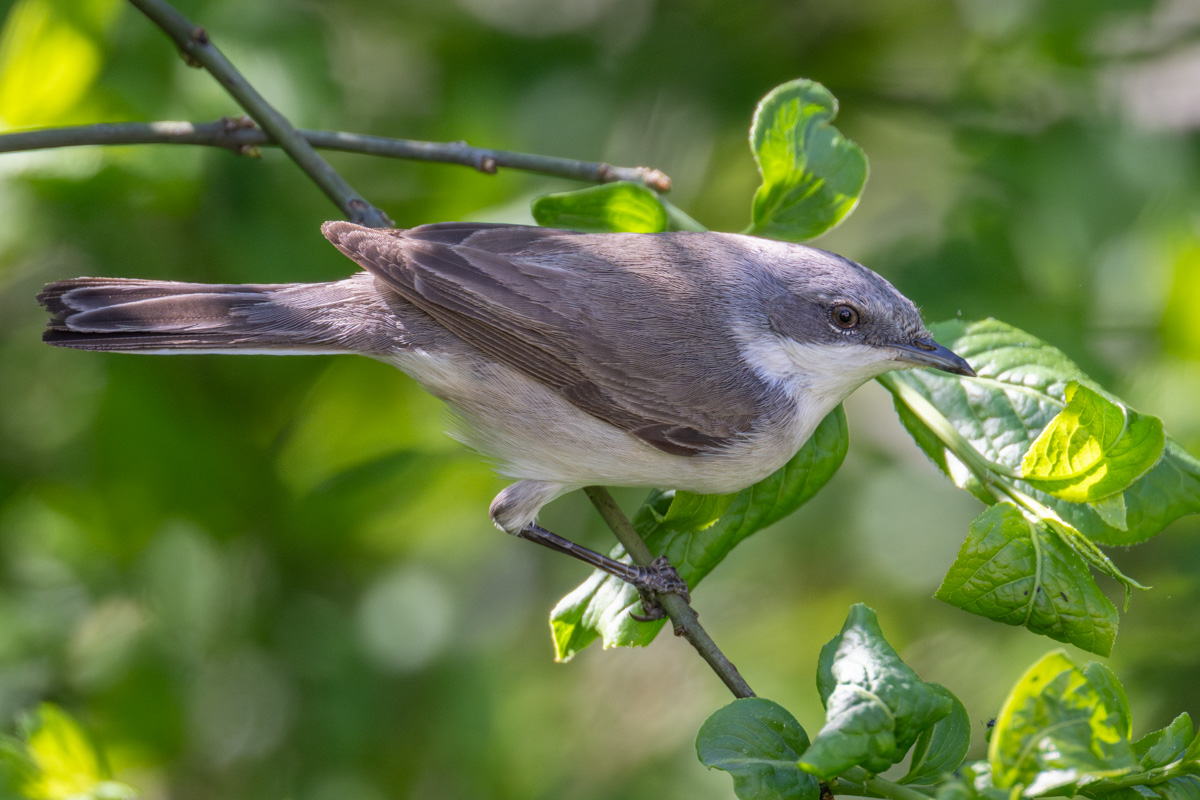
left=831, top=304, right=860, bottom=330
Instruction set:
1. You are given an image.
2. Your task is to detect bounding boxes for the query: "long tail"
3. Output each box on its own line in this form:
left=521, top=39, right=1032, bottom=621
left=39, top=275, right=388, bottom=354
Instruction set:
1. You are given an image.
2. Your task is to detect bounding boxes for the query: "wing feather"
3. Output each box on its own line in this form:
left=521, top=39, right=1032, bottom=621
left=322, top=222, right=769, bottom=455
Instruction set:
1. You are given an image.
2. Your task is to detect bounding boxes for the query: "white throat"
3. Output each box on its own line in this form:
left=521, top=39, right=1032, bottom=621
left=740, top=332, right=903, bottom=409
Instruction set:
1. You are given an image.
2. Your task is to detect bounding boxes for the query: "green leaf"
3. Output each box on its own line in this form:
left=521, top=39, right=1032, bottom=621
left=935, top=764, right=1010, bottom=800
left=0, top=738, right=38, bottom=799
left=799, top=604, right=953, bottom=778
left=1022, top=382, right=1165, bottom=503
left=882, top=318, right=1200, bottom=546
left=1081, top=787, right=1152, bottom=800
left=0, top=704, right=138, bottom=800
left=0, top=0, right=120, bottom=129
left=902, top=685, right=972, bottom=784
left=1046, top=520, right=1148, bottom=610
left=1088, top=779, right=1200, bottom=800
left=990, top=651, right=1138, bottom=794
left=1183, top=722, right=1200, bottom=764
left=24, top=704, right=106, bottom=800
left=1151, top=777, right=1200, bottom=800
left=696, top=698, right=819, bottom=800
left=747, top=78, right=868, bottom=241
left=660, top=491, right=738, bottom=531
left=1022, top=383, right=1126, bottom=481
left=550, top=405, right=848, bottom=660
left=934, top=773, right=979, bottom=800
left=934, top=503, right=1118, bottom=656
left=1082, top=662, right=1133, bottom=742
left=1132, top=713, right=1193, bottom=770
left=530, top=181, right=668, bottom=233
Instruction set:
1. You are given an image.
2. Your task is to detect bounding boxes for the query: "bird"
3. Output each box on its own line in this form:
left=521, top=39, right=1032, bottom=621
left=39, top=222, right=974, bottom=616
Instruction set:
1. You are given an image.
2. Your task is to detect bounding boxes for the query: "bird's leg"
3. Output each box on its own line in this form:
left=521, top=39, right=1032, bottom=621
left=490, top=481, right=689, bottom=620
left=515, top=524, right=690, bottom=620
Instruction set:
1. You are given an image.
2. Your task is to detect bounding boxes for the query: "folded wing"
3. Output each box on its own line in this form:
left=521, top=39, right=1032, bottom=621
left=323, top=222, right=771, bottom=456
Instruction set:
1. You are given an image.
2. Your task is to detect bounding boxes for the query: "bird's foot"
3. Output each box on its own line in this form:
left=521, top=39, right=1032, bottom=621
left=629, top=556, right=690, bottom=622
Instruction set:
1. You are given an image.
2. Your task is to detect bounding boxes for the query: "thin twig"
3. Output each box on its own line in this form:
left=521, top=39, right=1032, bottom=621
left=0, top=119, right=672, bottom=191
left=126, top=0, right=393, bottom=228
left=582, top=487, right=756, bottom=699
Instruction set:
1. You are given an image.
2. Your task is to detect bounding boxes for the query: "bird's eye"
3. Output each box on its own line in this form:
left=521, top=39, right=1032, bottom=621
left=831, top=304, right=860, bottom=330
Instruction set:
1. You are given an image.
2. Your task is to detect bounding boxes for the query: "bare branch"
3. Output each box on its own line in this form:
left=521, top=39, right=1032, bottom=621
left=583, top=486, right=756, bottom=699
left=126, top=0, right=393, bottom=228
left=0, top=118, right=672, bottom=191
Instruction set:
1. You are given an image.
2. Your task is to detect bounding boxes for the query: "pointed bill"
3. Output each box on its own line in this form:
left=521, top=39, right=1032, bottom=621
left=891, top=339, right=975, bottom=376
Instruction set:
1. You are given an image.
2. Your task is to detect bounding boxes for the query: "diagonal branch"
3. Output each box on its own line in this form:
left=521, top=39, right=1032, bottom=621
left=0, top=118, right=672, bottom=190
left=126, top=0, right=393, bottom=228
left=583, top=487, right=756, bottom=699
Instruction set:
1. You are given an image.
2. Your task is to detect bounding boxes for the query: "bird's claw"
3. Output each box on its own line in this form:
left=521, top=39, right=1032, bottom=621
left=628, top=556, right=690, bottom=622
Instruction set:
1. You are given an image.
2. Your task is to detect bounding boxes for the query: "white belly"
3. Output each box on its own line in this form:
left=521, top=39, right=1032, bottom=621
left=380, top=348, right=828, bottom=495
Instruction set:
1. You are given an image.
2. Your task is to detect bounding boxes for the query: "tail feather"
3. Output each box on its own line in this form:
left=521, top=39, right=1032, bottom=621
left=39, top=276, right=384, bottom=354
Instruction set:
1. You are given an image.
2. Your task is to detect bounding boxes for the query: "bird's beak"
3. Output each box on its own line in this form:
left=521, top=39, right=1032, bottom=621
left=891, top=338, right=976, bottom=377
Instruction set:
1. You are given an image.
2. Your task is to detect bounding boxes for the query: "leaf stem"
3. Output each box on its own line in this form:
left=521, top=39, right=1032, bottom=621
left=661, top=199, right=708, bottom=231
left=878, top=375, right=1081, bottom=528
left=126, top=0, right=394, bottom=228
left=837, top=768, right=935, bottom=800
left=582, top=486, right=756, bottom=699
left=876, top=375, right=1020, bottom=480
left=0, top=120, right=673, bottom=190
left=1090, top=759, right=1194, bottom=790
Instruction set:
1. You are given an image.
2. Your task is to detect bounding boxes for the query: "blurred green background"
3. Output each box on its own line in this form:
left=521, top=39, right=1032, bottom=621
left=1, top=0, right=1199, bottom=797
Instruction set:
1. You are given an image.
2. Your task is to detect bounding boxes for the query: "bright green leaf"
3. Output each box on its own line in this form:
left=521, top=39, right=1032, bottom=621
left=990, top=651, right=1137, bottom=794
left=1082, top=662, right=1133, bottom=742
left=799, top=604, right=953, bottom=778
left=1023, top=383, right=1165, bottom=503
left=530, top=182, right=668, bottom=233
left=934, top=504, right=1118, bottom=656
left=0, top=0, right=120, bottom=129
left=882, top=318, right=1200, bottom=546
left=696, top=698, right=819, bottom=800
left=24, top=704, right=105, bottom=800
left=550, top=405, right=848, bottom=660
left=1023, top=382, right=1126, bottom=480
left=0, top=703, right=137, bottom=800
left=1133, top=713, right=1193, bottom=770
left=747, top=78, right=868, bottom=241
left=902, top=685, right=972, bottom=784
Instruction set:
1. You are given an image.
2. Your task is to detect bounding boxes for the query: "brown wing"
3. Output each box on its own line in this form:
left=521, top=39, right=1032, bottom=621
left=322, top=222, right=770, bottom=456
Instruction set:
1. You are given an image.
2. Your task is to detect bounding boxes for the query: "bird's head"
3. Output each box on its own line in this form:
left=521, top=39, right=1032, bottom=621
left=736, top=240, right=974, bottom=400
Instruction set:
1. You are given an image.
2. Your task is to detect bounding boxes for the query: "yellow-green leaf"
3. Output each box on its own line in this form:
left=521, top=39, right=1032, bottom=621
left=747, top=79, right=867, bottom=241
left=1023, top=383, right=1125, bottom=479
left=1022, top=382, right=1165, bottom=503
left=990, top=651, right=1137, bottom=794
left=0, top=705, right=138, bottom=799
left=0, top=0, right=118, bottom=129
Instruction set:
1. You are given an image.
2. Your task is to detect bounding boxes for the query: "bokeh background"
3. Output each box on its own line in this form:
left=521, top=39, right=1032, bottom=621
left=2, top=0, right=1200, bottom=797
